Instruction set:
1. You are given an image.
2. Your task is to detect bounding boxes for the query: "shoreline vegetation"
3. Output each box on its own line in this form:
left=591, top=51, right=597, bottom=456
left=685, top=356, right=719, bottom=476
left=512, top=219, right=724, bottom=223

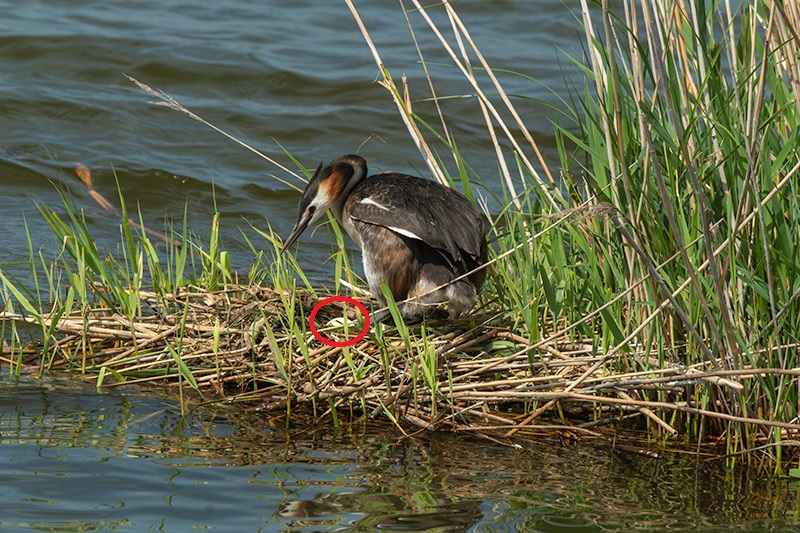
left=2, top=1, right=800, bottom=467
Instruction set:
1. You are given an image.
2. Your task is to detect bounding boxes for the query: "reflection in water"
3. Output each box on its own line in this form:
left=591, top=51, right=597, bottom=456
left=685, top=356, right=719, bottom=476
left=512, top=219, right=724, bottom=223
left=277, top=492, right=482, bottom=531
left=2, top=371, right=800, bottom=531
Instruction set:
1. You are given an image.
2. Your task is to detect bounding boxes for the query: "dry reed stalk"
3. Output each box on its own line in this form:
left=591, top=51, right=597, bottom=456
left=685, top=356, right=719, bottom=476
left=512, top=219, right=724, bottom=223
left=343, top=0, right=447, bottom=186
left=124, top=75, right=304, bottom=191
left=348, top=0, right=558, bottom=207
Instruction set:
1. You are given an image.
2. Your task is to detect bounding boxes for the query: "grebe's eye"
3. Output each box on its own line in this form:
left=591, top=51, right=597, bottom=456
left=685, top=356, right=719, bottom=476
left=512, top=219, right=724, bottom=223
left=308, top=206, right=316, bottom=214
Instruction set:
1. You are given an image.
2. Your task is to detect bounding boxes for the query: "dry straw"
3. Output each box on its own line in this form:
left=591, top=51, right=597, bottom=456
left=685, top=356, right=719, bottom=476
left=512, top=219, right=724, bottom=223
left=6, top=282, right=799, bottom=440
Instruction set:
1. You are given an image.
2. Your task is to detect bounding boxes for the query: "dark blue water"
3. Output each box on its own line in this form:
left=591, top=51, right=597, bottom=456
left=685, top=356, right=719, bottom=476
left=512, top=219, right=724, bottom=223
left=0, top=0, right=581, bottom=274
left=4, top=370, right=799, bottom=531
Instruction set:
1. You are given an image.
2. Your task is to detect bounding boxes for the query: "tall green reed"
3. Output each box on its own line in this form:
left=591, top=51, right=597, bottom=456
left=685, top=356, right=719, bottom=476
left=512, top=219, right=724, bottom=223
left=562, top=0, right=800, bottom=451
left=347, top=0, right=800, bottom=455
left=0, top=183, right=239, bottom=377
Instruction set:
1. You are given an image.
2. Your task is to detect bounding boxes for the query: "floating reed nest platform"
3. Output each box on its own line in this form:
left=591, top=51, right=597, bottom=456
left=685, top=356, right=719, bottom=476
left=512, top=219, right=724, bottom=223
left=3, top=283, right=770, bottom=441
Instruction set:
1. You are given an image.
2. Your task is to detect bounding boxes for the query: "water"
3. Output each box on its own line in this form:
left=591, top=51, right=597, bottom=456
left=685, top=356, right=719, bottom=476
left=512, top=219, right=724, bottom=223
left=0, top=0, right=579, bottom=275
left=3, top=370, right=799, bottom=532
left=1, top=0, right=800, bottom=530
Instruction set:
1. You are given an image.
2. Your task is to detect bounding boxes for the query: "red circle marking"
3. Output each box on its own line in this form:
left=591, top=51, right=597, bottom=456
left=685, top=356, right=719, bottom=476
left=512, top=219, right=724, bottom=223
left=309, top=295, right=371, bottom=347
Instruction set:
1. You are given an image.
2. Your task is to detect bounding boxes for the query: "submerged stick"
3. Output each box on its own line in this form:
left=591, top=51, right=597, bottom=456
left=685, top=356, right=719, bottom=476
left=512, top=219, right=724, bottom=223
left=73, top=163, right=183, bottom=248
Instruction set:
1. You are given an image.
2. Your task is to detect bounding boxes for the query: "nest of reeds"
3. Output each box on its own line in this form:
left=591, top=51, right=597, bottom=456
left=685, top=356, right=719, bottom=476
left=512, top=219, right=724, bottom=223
left=4, top=282, right=751, bottom=440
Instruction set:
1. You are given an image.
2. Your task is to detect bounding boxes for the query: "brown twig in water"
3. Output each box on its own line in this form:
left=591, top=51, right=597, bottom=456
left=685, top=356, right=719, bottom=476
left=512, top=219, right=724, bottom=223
left=73, top=163, right=183, bottom=247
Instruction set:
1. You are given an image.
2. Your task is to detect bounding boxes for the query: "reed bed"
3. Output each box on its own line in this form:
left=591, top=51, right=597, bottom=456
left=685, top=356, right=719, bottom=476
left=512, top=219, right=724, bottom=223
left=6, top=279, right=796, bottom=442
left=342, top=0, right=800, bottom=460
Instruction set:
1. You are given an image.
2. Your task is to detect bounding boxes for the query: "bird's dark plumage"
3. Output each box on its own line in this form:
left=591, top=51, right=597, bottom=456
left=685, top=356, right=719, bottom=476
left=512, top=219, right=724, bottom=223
left=281, top=154, right=488, bottom=319
left=345, top=174, right=485, bottom=266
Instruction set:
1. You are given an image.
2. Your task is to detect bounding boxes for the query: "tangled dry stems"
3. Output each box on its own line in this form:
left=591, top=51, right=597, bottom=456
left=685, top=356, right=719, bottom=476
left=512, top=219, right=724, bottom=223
left=4, top=284, right=799, bottom=443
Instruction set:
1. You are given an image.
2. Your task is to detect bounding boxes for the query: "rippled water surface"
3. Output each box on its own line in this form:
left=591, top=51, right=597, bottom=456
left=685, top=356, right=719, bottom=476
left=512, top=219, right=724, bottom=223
left=2, top=0, right=800, bottom=530
left=0, top=0, right=579, bottom=277
left=3, top=371, right=800, bottom=531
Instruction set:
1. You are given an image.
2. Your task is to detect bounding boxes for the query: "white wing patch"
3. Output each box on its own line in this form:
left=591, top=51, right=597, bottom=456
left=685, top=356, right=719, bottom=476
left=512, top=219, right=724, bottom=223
left=355, top=197, right=423, bottom=241
left=359, top=197, right=390, bottom=211
left=388, top=226, right=423, bottom=241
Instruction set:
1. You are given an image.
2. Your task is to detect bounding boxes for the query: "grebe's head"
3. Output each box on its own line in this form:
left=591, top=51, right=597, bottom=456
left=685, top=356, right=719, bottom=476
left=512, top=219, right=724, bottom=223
left=280, top=154, right=367, bottom=254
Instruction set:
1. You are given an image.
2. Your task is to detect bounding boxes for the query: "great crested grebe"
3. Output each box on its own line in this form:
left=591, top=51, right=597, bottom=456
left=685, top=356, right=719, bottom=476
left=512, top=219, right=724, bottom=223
left=280, top=154, right=487, bottom=319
